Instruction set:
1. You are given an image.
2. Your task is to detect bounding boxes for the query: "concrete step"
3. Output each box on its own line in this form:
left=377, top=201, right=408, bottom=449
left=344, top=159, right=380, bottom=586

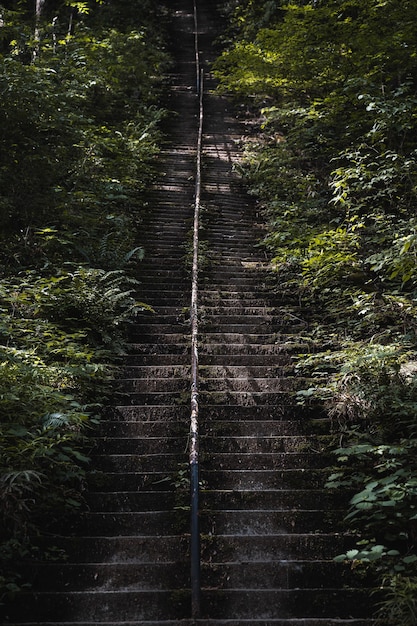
left=199, top=342, right=304, bottom=356
left=92, top=436, right=186, bottom=455
left=200, top=533, right=351, bottom=561
left=201, top=452, right=331, bottom=470
left=200, top=419, right=330, bottom=436
left=4, top=590, right=190, bottom=622
left=85, top=491, right=181, bottom=512
left=200, top=376, right=313, bottom=393
left=201, top=559, right=372, bottom=589
left=15, top=561, right=189, bottom=592
left=97, top=420, right=187, bottom=437
left=97, top=417, right=326, bottom=440
left=68, top=510, right=189, bottom=537
left=125, top=342, right=191, bottom=354
left=199, top=353, right=294, bottom=365
left=66, top=511, right=186, bottom=536
left=200, top=589, right=373, bottom=620
left=200, top=332, right=299, bottom=344
left=199, top=403, right=326, bottom=420
left=127, top=334, right=190, bottom=345
left=199, top=390, right=298, bottom=406
left=92, top=453, right=186, bottom=473
left=199, top=509, right=342, bottom=535
left=200, top=468, right=328, bottom=490
left=118, top=365, right=191, bottom=379
left=200, top=365, right=293, bottom=378
left=199, top=490, right=346, bottom=511
left=2, top=617, right=376, bottom=626
left=123, top=353, right=191, bottom=365
left=115, top=377, right=189, bottom=393
left=41, top=535, right=189, bottom=563
left=110, top=405, right=189, bottom=421
left=200, top=434, right=329, bottom=454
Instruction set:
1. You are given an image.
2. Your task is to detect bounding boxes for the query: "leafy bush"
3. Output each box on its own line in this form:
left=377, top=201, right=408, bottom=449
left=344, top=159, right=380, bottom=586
left=0, top=0, right=168, bottom=604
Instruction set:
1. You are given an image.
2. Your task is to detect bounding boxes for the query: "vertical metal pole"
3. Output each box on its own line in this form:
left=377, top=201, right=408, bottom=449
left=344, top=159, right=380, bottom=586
left=190, top=66, right=204, bottom=620
left=193, top=0, right=200, bottom=94
left=190, top=1, right=203, bottom=619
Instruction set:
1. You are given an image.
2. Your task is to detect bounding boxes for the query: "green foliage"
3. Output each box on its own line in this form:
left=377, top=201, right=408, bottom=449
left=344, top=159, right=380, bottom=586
left=376, top=574, right=417, bottom=626
left=0, top=0, right=168, bottom=604
left=0, top=3, right=169, bottom=270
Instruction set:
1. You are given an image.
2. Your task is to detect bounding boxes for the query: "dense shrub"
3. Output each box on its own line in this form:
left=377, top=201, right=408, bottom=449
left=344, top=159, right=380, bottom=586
left=0, top=0, right=167, bottom=603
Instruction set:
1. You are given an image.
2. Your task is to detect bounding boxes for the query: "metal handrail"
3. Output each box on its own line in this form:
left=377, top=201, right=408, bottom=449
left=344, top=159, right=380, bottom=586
left=190, top=0, right=203, bottom=619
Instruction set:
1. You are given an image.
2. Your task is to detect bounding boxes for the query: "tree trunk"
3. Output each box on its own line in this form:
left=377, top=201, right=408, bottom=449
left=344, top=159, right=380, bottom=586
left=33, top=0, right=46, bottom=61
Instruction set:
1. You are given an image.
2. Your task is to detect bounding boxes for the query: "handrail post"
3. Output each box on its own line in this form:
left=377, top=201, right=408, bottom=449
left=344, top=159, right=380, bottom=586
left=190, top=66, right=204, bottom=620
left=190, top=1, right=203, bottom=620
left=193, top=0, right=200, bottom=95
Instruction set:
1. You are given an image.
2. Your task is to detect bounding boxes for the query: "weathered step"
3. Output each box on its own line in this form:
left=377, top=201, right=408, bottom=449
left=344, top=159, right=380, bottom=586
left=136, top=291, right=188, bottom=303
left=200, top=365, right=293, bottom=378
left=92, top=436, right=185, bottom=455
left=200, top=589, right=373, bottom=620
left=199, top=509, right=341, bottom=534
left=200, top=377, right=314, bottom=393
left=86, top=491, right=181, bottom=512
left=115, top=378, right=189, bottom=393
left=200, top=468, right=328, bottom=489
left=125, top=342, right=191, bottom=354
left=2, top=617, right=375, bottom=626
left=201, top=419, right=329, bottom=436
left=203, top=322, right=307, bottom=334
left=110, top=405, right=189, bottom=421
left=200, top=490, right=346, bottom=511
left=200, top=390, right=297, bottom=406
left=134, top=305, right=190, bottom=316
left=87, top=471, right=180, bottom=492
left=202, top=452, right=331, bottom=470
left=92, top=453, right=186, bottom=473
left=200, top=290, right=274, bottom=300
left=201, top=301, right=275, bottom=312
left=18, top=560, right=190, bottom=592
left=67, top=511, right=185, bottom=536
left=200, top=277, right=269, bottom=287
left=201, top=314, right=275, bottom=325
left=123, top=353, right=191, bottom=365
left=201, top=560, right=371, bottom=589
left=130, top=316, right=190, bottom=327
left=43, top=535, right=188, bottom=563
left=5, top=590, right=190, bottom=622
left=202, top=532, right=352, bottom=567
left=200, top=403, right=326, bottom=420
left=120, top=391, right=190, bottom=405
left=127, top=334, right=190, bottom=345
left=128, top=324, right=191, bottom=337
left=138, top=268, right=187, bottom=277
left=199, top=353, right=294, bottom=365
left=98, top=420, right=187, bottom=437
left=201, top=332, right=295, bottom=344
left=200, top=435, right=329, bottom=454
left=199, top=342, right=302, bottom=356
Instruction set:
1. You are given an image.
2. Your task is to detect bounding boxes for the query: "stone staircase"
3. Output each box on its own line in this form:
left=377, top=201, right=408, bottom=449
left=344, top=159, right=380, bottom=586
left=3, top=1, right=376, bottom=625
left=193, top=2, right=375, bottom=624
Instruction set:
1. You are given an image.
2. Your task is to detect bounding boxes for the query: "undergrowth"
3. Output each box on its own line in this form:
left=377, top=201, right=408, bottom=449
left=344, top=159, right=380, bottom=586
left=0, top=0, right=168, bottom=604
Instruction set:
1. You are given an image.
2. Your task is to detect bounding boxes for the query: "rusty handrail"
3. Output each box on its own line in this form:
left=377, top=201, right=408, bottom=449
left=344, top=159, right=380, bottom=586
left=190, top=0, right=203, bottom=619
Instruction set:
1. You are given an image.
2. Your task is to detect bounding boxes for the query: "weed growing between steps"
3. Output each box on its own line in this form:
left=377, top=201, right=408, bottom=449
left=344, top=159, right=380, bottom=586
left=0, top=0, right=169, bottom=606
left=214, top=0, right=417, bottom=623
